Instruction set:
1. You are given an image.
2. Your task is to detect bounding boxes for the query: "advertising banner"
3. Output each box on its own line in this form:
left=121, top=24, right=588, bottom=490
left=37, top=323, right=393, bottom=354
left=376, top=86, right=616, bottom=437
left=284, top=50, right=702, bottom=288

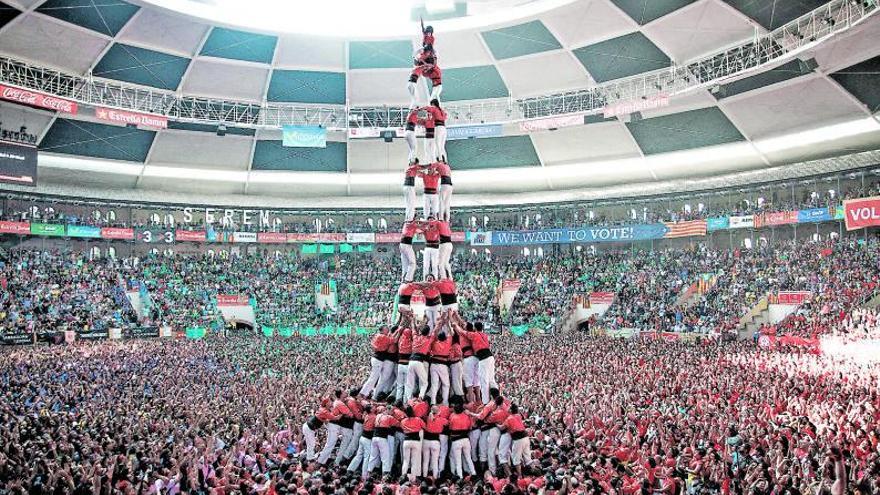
left=447, top=124, right=503, bottom=140
left=347, top=127, right=381, bottom=139
left=707, top=217, right=729, bottom=232
left=451, top=231, right=467, bottom=242
left=30, top=223, right=65, bottom=236
left=257, top=232, right=288, bottom=244
left=797, top=207, right=833, bottom=223
left=282, top=125, right=326, bottom=148
left=729, top=215, right=754, bottom=229
left=518, top=114, right=583, bottom=132
left=0, top=332, right=33, bottom=345
left=66, top=225, right=101, bottom=238
left=122, top=326, right=160, bottom=339
left=101, top=227, right=135, bottom=240
left=175, top=229, right=206, bottom=242
left=0, top=140, right=37, bottom=186
left=232, top=231, right=257, bottom=243
left=589, top=292, right=615, bottom=305
left=287, top=233, right=346, bottom=243
left=95, top=107, right=168, bottom=129
left=217, top=294, right=249, bottom=306
left=0, top=221, right=30, bottom=235
left=490, top=224, right=668, bottom=246
left=756, top=211, right=798, bottom=227
left=469, top=231, right=493, bottom=246
left=78, top=330, right=109, bottom=340
left=663, top=220, right=707, bottom=239
left=774, top=291, right=811, bottom=305
left=345, top=232, right=376, bottom=243
left=843, top=196, right=880, bottom=231
left=0, top=84, right=78, bottom=114
left=375, top=232, right=402, bottom=243
left=603, top=93, right=669, bottom=118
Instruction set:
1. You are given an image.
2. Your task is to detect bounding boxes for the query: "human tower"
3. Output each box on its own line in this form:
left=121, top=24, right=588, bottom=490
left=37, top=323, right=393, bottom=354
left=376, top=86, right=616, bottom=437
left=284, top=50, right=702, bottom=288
left=298, top=24, right=531, bottom=483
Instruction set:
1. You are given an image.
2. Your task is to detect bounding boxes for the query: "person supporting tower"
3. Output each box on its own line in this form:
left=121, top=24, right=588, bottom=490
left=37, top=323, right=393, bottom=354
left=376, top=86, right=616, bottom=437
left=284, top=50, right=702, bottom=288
left=438, top=217, right=453, bottom=279
left=399, top=220, right=421, bottom=283
left=422, top=217, right=440, bottom=280
left=425, top=99, right=447, bottom=161
left=403, top=160, right=423, bottom=222
left=421, top=165, right=441, bottom=218
left=404, top=108, right=422, bottom=162
left=436, top=159, right=452, bottom=222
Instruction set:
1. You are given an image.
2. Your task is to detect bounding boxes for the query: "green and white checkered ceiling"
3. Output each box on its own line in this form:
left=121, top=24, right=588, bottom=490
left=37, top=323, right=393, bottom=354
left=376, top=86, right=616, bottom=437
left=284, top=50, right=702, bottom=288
left=0, top=0, right=879, bottom=205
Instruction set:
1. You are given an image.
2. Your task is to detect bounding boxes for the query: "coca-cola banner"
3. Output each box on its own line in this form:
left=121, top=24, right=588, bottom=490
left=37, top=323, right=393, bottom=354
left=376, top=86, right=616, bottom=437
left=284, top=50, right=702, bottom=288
left=843, top=196, right=880, bottom=231
left=257, top=232, right=287, bottom=244
left=0, top=84, right=78, bottom=114
left=773, top=291, right=811, bottom=305
left=756, top=211, right=798, bottom=227
left=175, top=229, right=206, bottom=242
left=0, top=221, right=30, bottom=235
left=100, top=227, right=135, bottom=240
left=95, top=107, right=167, bottom=129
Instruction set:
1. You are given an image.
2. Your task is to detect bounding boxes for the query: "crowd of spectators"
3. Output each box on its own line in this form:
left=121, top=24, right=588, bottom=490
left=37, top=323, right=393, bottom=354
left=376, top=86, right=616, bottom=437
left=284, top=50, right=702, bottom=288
left=1, top=329, right=879, bottom=494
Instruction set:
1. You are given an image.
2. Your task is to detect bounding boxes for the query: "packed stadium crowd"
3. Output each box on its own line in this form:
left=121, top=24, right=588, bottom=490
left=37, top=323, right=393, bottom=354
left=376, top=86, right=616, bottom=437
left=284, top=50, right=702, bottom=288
left=2, top=237, right=879, bottom=341
left=2, top=328, right=879, bottom=494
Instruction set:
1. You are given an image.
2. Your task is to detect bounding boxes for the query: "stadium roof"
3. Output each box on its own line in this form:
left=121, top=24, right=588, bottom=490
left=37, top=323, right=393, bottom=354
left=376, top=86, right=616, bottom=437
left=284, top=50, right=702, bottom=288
left=0, top=0, right=879, bottom=207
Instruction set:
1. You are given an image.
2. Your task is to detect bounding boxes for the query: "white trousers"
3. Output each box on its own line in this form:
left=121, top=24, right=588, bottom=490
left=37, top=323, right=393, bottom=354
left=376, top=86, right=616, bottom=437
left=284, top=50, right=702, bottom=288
left=463, top=356, right=479, bottom=388
left=424, top=137, right=436, bottom=163
left=439, top=184, right=452, bottom=222
left=450, top=438, right=476, bottom=478
left=347, top=435, right=371, bottom=474
left=360, top=357, right=384, bottom=397
left=403, top=185, right=417, bottom=222
left=425, top=304, right=439, bottom=330
left=395, top=362, right=409, bottom=401
left=429, top=363, right=450, bottom=405
left=334, top=427, right=353, bottom=464
left=511, top=437, right=531, bottom=466
left=402, top=439, right=423, bottom=478
left=435, top=126, right=447, bottom=162
left=407, top=82, right=418, bottom=108
left=478, top=429, right=490, bottom=462
left=405, top=129, right=418, bottom=161
left=498, top=432, right=512, bottom=464
left=449, top=360, right=465, bottom=396
left=478, top=356, right=498, bottom=405
left=439, top=242, right=453, bottom=279
left=302, top=423, right=318, bottom=461
left=342, top=422, right=362, bottom=460
left=400, top=243, right=416, bottom=282
left=404, top=360, right=429, bottom=400
left=422, top=439, right=441, bottom=478
left=431, top=84, right=442, bottom=101
left=439, top=434, right=449, bottom=471
left=376, top=360, right=396, bottom=398
left=368, top=436, right=392, bottom=473
left=487, top=427, right=502, bottom=474
left=423, top=193, right=440, bottom=218
left=317, top=423, right=342, bottom=464
left=422, top=246, right=439, bottom=280
left=469, top=429, right=481, bottom=461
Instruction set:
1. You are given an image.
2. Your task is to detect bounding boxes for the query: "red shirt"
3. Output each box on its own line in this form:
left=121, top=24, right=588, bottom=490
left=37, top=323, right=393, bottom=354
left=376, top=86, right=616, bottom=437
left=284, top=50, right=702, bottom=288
left=402, top=221, right=420, bottom=238
left=420, top=168, right=441, bottom=190
left=437, top=278, right=456, bottom=295
left=430, top=337, right=451, bottom=360
left=459, top=331, right=474, bottom=357
left=469, top=331, right=490, bottom=352
left=503, top=414, right=526, bottom=434
left=401, top=417, right=426, bottom=435
left=412, top=333, right=434, bottom=355
left=423, top=221, right=440, bottom=243
left=406, top=108, right=420, bottom=125
left=332, top=399, right=352, bottom=418
left=371, top=333, right=392, bottom=353
left=398, top=327, right=413, bottom=355
left=376, top=413, right=399, bottom=429
left=315, top=406, right=338, bottom=423
left=363, top=413, right=377, bottom=432
left=409, top=398, right=429, bottom=419
left=425, top=106, right=446, bottom=125
left=422, top=283, right=440, bottom=300
left=486, top=405, right=510, bottom=426
left=405, top=164, right=422, bottom=178
left=399, top=283, right=418, bottom=297
left=346, top=398, right=363, bottom=421
left=425, top=415, right=448, bottom=434
left=448, top=412, right=473, bottom=433
left=438, top=220, right=452, bottom=237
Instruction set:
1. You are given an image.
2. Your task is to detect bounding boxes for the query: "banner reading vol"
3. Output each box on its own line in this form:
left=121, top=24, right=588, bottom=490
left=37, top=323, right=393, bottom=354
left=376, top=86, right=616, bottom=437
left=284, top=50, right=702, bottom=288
left=843, top=196, right=880, bottom=230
